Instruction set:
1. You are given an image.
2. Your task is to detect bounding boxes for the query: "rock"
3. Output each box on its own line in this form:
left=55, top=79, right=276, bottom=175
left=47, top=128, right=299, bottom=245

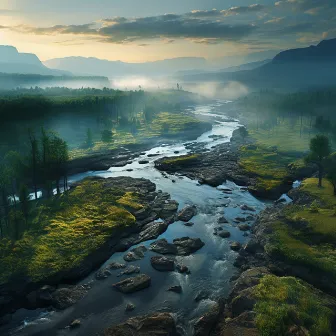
left=118, top=265, right=141, bottom=277
left=51, top=284, right=91, bottom=310
left=218, top=311, right=258, bottom=336
left=176, top=264, right=190, bottom=274
left=126, top=169, right=133, bottom=172
left=125, top=303, right=136, bottom=312
left=193, top=303, right=220, bottom=336
left=172, top=180, right=176, bottom=183
left=218, top=230, right=231, bottom=238
left=184, top=222, right=194, bottom=227
left=174, top=151, right=180, bottom=154
left=168, top=285, right=182, bottom=293
left=177, top=205, right=197, bottom=222
left=95, top=267, right=112, bottom=280
left=124, top=246, right=147, bottom=262
left=137, top=221, right=168, bottom=241
left=160, top=200, right=179, bottom=219
left=147, top=153, right=160, bottom=157
left=240, top=204, right=256, bottom=212
left=231, top=288, right=256, bottom=317
left=246, top=215, right=255, bottom=221
left=218, top=216, right=229, bottom=224
left=230, top=242, right=242, bottom=251
left=138, top=160, right=149, bottom=164
left=173, top=237, right=205, bottom=256
left=150, top=239, right=178, bottom=255
left=113, top=274, right=151, bottom=294
left=238, top=224, right=250, bottom=231
left=151, top=256, right=175, bottom=272
left=103, top=313, right=178, bottom=336
left=235, top=217, right=246, bottom=222
left=109, top=262, right=126, bottom=269
left=69, top=319, right=81, bottom=329
left=194, top=290, right=209, bottom=302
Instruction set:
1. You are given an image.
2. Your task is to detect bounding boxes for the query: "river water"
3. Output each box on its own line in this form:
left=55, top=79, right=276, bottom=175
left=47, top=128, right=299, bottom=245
left=3, top=101, right=266, bottom=336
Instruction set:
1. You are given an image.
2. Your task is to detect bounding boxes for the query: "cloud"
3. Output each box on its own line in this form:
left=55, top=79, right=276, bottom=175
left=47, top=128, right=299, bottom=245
left=6, top=13, right=256, bottom=45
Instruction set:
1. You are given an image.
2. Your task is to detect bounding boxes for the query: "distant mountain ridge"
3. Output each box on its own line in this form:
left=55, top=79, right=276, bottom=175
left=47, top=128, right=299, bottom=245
left=0, top=46, right=71, bottom=76
left=181, top=38, right=336, bottom=90
left=44, top=56, right=207, bottom=77
left=273, top=38, right=336, bottom=63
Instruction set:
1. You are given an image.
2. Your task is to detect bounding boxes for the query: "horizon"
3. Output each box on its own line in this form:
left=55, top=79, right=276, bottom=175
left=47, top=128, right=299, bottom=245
left=0, top=0, right=335, bottom=63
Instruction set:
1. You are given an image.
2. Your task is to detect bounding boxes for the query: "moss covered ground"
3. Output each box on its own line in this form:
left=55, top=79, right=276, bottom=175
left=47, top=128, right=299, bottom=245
left=253, top=275, right=335, bottom=336
left=264, top=178, right=336, bottom=281
left=161, top=154, right=200, bottom=165
left=70, top=111, right=208, bottom=159
left=0, top=179, right=142, bottom=284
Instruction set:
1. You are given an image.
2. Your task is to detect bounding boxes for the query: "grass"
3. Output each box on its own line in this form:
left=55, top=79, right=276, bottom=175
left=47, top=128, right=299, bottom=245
left=253, top=275, right=335, bottom=336
left=161, top=154, right=200, bottom=165
left=0, top=179, right=143, bottom=284
left=239, top=145, right=294, bottom=191
left=69, top=111, right=207, bottom=159
left=265, top=178, right=336, bottom=280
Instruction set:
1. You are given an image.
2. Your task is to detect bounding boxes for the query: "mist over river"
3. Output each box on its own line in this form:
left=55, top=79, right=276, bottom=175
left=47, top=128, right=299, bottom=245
left=2, top=101, right=266, bottom=336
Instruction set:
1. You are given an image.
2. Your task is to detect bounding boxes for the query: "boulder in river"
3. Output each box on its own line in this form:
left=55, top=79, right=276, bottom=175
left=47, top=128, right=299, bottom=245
left=230, top=241, right=242, bottom=251
left=238, top=224, right=250, bottom=232
left=240, top=204, right=256, bottom=212
left=151, top=256, right=175, bottom=272
left=138, top=160, right=149, bottom=164
left=51, top=283, right=92, bottom=310
left=150, top=239, right=178, bottom=255
left=103, top=313, right=178, bottom=336
left=125, top=303, right=136, bottom=312
left=123, top=245, right=147, bottom=262
left=173, top=237, right=205, bottom=256
left=168, top=285, right=182, bottom=294
left=184, top=222, right=194, bottom=227
left=118, top=265, right=141, bottom=277
left=218, top=230, right=231, bottom=238
left=177, top=205, right=197, bottom=222
left=176, top=264, right=191, bottom=274
left=193, top=303, right=220, bottom=336
left=113, top=274, right=151, bottom=294
left=218, top=216, right=228, bottom=224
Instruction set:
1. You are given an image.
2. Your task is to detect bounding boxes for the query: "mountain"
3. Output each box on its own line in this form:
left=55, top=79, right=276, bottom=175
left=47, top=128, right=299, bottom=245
left=181, top=38, right=336, bottom=90
left=44, top=57, right=207, bottom=77
left=0, top=46, right=71, bottom=76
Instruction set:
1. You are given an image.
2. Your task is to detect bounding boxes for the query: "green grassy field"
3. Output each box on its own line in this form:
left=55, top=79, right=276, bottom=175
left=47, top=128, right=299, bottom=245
left=253, top=275, right=335, bottom=336
left=0, top=179, right=142, bottom=284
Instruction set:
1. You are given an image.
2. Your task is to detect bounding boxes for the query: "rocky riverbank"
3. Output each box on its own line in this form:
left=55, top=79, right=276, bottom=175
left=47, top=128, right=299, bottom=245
left=67, top=120, right=213, bottom=176
left=0, top=176, right=181, bottom=322
left=155, top=127, right=311, bottom=200
left=208, top=182, right=336, bottom=336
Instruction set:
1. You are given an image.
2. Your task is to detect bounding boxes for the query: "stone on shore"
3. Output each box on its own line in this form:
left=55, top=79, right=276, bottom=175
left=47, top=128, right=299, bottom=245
left=177, top=205, right=197, bottom=222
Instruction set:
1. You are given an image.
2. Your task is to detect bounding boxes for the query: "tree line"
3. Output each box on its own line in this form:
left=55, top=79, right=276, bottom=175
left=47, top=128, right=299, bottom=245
left=0, top=129, right=69, bottom=240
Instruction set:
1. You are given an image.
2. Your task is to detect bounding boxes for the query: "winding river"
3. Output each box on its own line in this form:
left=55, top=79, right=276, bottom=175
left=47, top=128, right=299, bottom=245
left=3, top=101, right=266, bottom=336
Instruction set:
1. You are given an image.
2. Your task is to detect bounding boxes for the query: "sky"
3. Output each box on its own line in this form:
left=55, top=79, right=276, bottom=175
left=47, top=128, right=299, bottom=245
left=0, top=0, right=335, bottom=62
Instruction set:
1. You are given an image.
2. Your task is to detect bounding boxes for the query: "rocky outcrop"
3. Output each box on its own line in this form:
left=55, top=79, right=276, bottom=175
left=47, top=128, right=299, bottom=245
left=177, top=205, right=197, bottom=222
left=149, top=237, right=205, bottom=256
left=0, top=177, right=179, bottom=319
left=151, top=256, right=175, bottom=272
left=103, top=312, right=178, bottom=336
left=113, top=274, right=151, bottom=294
left=123, top=246, right=147, bottom=262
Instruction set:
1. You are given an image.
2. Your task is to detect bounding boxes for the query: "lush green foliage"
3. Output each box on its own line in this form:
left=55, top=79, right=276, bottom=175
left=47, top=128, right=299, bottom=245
left=0, top=178, right=141, bottom=284
left=254, top=275, right=334, bottom=336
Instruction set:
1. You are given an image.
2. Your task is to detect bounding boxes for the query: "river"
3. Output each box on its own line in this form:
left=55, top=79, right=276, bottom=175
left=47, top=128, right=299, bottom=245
left=3, top=101, right=266, bottom=336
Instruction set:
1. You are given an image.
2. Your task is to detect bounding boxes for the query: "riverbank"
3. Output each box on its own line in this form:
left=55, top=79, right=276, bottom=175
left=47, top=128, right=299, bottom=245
left=213, top=178, right=336, bottom=336
left=154, top=126, right=315, bottom=200
left=0, top=176, right=180, bottom=320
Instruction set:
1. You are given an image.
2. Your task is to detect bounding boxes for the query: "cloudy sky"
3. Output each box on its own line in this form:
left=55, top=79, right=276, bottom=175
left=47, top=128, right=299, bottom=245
left=0, top=0, right=335, bottom=62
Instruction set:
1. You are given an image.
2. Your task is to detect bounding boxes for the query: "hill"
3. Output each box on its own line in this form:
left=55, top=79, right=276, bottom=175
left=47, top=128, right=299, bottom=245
left=0, top=45, right=71, bottom=76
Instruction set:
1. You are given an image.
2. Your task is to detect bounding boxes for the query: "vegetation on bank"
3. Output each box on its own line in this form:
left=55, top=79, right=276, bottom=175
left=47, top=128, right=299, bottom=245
left=265, top=178, right=336, bottom=281
left=160, top=154, right=200, bottom=165
left=0, top=178, right=141, bottom=284
left=253, top=275, right=335, bottom=336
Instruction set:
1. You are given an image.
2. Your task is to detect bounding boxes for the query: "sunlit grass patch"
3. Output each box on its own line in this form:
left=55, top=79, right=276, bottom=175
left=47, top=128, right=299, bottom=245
left=265, top=221, right=336, bottom=280
left=253, top=275, right=335, bottom=336
left=0, top=179, right=141, bottom=284
left=161, top=154, right=200, bottom=165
